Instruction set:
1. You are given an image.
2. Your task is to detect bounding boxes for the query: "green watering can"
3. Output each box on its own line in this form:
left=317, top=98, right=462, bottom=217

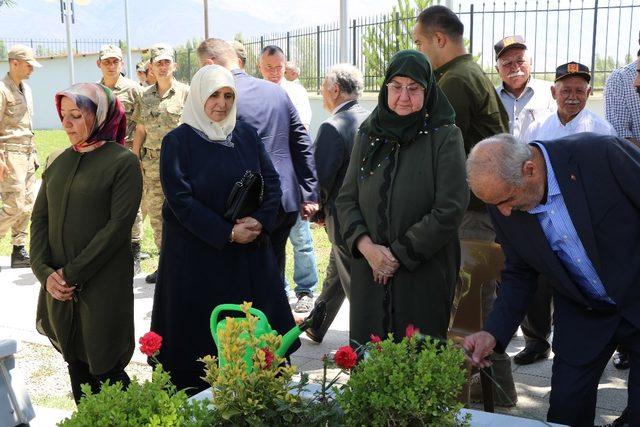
left=210, top=301, right=326, bottom=372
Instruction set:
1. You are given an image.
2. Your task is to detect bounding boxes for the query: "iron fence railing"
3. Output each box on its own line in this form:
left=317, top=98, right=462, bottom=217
left=237, top=0, right=639, bottom=92
left=0, top=38, right=121, bottom=59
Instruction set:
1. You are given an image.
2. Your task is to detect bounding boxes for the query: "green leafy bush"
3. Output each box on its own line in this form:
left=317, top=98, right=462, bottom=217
left=337, top=332, right=469, bottom=427
left=58, top=365, right=213, bottom=427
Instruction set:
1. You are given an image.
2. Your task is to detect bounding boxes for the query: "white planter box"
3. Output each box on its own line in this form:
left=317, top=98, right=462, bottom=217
left=189, top=382, right=566, bottom=427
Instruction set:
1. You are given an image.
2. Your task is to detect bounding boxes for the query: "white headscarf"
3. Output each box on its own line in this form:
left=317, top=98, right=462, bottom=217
left=182, top=64, right=237, bottom=141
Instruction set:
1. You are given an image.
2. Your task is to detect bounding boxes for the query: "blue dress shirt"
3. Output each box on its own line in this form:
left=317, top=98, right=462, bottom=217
left=528, top=143, right=614, bottom=305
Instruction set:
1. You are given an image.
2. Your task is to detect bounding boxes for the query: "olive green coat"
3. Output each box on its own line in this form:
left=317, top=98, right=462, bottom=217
left=31, top=142, right=142, bottom=375
left=336, top=125, right=469, bottom=344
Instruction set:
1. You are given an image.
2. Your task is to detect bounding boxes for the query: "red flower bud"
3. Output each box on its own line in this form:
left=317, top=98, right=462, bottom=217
left=139, top=331, right=162, bottom=357
left=405, top=324, right=420, bottom=339
left=334, top=345, right=358, bottom=370
left=369, top=334, right=382, bottom=343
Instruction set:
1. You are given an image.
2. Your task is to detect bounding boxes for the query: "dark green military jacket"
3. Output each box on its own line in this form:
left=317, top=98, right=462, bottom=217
left=336, top=124, right=469, bottom=344
left=435, top=54, right=509, bottom=210
left=31, top=142, right=142, bottom=374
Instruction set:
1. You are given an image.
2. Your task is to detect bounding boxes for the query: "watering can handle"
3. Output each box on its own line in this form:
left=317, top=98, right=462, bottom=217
left=210, top=304, right=270, bottom=346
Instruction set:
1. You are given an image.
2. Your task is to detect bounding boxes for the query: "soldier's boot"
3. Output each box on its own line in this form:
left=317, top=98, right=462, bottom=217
left=145, top=269, right=157, bottom=284
left=132, top=242, right=142, bottom=275
left=11, top=245, right=30, bottom=268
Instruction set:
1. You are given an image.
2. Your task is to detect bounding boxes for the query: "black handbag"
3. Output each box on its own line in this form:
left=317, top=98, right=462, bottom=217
left=224, top=170, right=264, bottom=221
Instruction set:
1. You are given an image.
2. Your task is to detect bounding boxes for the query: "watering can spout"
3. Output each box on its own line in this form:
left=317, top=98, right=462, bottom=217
left=276, top=301, right=327, bottom=357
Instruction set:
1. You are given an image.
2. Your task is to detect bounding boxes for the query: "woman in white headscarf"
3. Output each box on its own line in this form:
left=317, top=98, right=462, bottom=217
left=150, top=65, right=299, bottom=395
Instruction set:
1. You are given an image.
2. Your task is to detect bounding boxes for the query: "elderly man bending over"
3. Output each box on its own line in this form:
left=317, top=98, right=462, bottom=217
left=463, top=133, right=640, bottom=427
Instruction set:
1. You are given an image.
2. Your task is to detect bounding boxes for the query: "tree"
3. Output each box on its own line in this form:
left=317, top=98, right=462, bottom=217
left=0, top=0, right=16, bottom=6
left=361, top=0, right=433, bottom=90
left=174, top=38, right=203, bottom=83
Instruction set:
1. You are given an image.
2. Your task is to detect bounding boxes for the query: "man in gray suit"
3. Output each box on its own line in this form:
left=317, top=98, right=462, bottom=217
left=306, top=64, right=370, bottom=342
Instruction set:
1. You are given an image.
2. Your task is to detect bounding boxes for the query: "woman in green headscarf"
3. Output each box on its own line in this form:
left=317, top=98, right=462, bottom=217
left=336, top=50, right=469, bottom=345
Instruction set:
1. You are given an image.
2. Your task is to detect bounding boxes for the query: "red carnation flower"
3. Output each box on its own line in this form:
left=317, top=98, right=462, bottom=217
left=262, top=347, right=275, bottom=369
left=139, top=331, right=163, bottom=357
left=405, top=324, right=420, bottom=340
left=334, top=345, right=358, bottom=370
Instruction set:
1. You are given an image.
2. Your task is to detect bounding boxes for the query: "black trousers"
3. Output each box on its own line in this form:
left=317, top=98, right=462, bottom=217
left=270, top=206, right=299, bottom=277
left=67, top=361, right=130, bottom=404
left=310, top=242, right=352, bottom=340
left=547, top=317, right=640, bottom=426
left=520, top=275, right=554, bottom=352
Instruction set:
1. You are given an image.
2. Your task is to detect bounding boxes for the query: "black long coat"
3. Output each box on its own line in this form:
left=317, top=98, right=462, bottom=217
left=150, top=123, right=299, bottom=394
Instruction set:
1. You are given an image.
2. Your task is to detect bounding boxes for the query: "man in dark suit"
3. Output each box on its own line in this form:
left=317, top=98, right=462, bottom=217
left=304, top=64, right=370, bottom=342
left=196, top=39, right=319, bottom=276
left=463, top=133, right=640, bottom=426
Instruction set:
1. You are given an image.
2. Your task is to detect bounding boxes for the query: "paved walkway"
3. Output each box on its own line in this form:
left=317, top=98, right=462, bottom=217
left=0, top=256, right=627, bottom=425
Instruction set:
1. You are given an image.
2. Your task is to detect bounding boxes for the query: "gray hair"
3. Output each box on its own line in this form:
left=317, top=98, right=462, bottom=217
left=196, top=38, right=237, bottom=68
left=285, top=61, right=300, bottom=74
left=324, top=63, right=364, bottom=99
left=466, top=133, right=533, bottom=187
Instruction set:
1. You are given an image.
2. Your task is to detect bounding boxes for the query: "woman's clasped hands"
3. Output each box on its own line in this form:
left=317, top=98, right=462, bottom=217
left=357, top=235, right=400, bottom=285
left=231, top=216, right=263, bottom=244
left=46, top=269, right=75, bottom=301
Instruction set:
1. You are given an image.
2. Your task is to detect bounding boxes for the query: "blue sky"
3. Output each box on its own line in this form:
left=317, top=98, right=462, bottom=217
left=1, top=0, right=400, bottom=47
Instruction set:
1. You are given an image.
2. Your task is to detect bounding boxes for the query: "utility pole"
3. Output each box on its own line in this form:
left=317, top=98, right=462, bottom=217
left=124, top=0, right=133, bottom=78
left=339, top=0, right=349, bottom=63
left=61, top=0, right=75, bottom=85
left=204, top=0, right=209, bottom=39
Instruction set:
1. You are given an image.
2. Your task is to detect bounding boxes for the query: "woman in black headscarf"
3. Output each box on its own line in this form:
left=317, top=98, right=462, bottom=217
left=336, top=50, right=469, bottom=345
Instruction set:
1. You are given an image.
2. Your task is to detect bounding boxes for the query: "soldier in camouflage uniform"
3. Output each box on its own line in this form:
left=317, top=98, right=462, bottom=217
left=0, top=45, right=41, bottom=269
left=97, top=44, right=146, bottom=274
left=133, top=43, right=189, bottom=283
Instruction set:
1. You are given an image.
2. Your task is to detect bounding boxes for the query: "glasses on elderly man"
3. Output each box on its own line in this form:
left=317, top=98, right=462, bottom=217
left=386, top=82, right=425, bottom=96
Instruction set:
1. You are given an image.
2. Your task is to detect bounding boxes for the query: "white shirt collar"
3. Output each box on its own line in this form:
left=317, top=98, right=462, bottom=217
left=331, top=100, right=353, bottom=115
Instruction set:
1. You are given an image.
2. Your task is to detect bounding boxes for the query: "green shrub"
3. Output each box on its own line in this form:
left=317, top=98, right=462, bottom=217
left=58, top=365, right=213, bottom=427
left=337, top=334, right=469, bottom=427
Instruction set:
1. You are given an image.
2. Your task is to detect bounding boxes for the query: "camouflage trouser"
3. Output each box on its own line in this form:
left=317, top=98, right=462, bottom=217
left=0, top=149, right=38, bottom=246
left=142, top=149, right=163, bottom=251
left=126, top=140, right=144, bottom=244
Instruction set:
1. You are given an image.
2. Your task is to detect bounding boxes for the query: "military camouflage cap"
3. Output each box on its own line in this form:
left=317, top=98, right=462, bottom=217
left=8, top=44, right=42, bottom=68
left=150, top=43, right=174, bottom=63
left=99, top=44, right=123, bottom=61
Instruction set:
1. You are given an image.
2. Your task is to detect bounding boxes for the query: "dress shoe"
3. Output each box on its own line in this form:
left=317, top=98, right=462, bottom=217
left=513, top=346, right=550, bottom=365
left=612, top=350, right=630, bottom=370
left=145, top=270, right=157, bottom=284
left=597, top=406, right=629, bottom=427
left=11, top=245, right=30, bottom=268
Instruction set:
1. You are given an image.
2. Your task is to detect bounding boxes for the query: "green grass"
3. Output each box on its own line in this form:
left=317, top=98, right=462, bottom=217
left=4, top=130, right=332, bottom=293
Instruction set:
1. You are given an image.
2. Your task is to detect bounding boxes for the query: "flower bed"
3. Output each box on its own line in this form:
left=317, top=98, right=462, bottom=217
left=59, top=303, right=474, bottom=426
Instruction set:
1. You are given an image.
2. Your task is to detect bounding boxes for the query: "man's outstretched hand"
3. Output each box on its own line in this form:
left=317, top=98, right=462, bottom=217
left=463, top=331, right=497, bottom=369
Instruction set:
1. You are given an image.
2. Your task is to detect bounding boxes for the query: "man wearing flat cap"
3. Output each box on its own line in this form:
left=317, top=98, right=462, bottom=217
left=522, top=62, right=615, bottom=142
left=495, top=35, right=555, bottom=139
left=97, top=44, right=146, bottom=274
left=133, top=43, right=189, bottom=284
left=0, top=44, right=42, bottom=270
left=494, top=36, right=558, bottom=367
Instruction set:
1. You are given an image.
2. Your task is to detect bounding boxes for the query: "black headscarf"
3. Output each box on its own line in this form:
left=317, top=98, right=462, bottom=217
left=359, top=50, right=456, bottom=176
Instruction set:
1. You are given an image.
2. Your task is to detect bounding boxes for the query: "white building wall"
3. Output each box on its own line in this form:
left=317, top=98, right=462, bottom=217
left=0, top=51, right=143, bottom=129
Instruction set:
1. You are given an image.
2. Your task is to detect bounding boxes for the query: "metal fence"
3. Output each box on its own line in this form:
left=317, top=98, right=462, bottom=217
left=0, top=38, right=121, bottom=59
left=241, top=0, right=640, bottom=92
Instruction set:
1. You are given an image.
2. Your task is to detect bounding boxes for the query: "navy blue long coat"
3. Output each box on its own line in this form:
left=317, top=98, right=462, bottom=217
left=150, top=122, right=299, bottom=394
